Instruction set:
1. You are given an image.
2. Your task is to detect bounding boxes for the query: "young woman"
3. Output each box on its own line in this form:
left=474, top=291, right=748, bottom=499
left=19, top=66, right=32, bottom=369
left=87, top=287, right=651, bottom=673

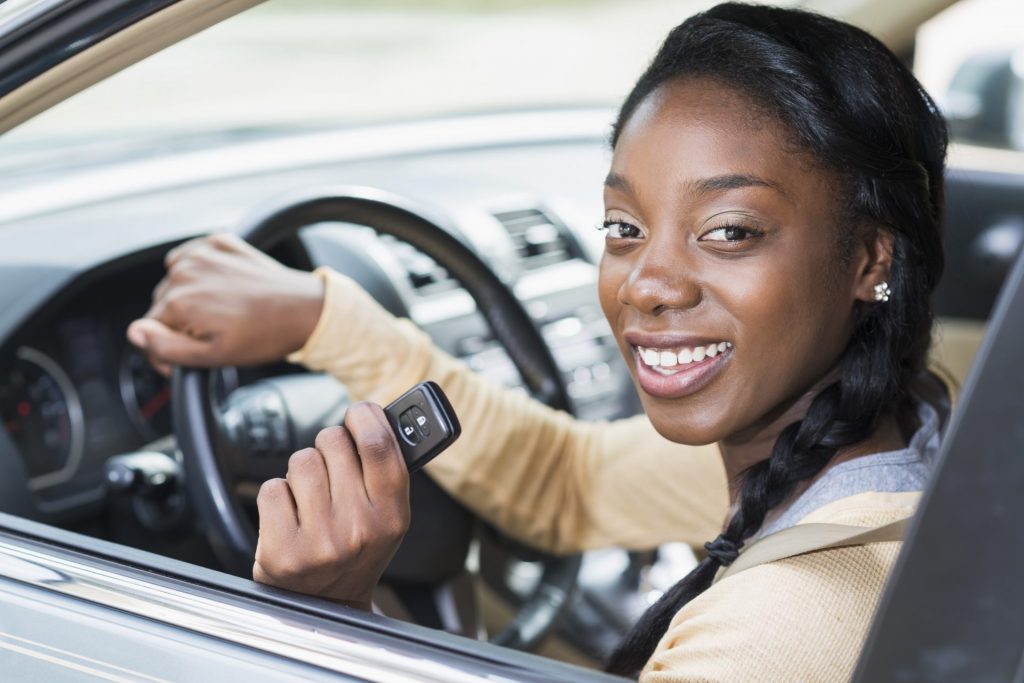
left=129, top=3, right=950, bottom=679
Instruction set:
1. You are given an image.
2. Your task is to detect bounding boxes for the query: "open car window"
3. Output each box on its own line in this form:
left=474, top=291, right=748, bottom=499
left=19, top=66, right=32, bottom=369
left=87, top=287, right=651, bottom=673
left=0, top=0, right=807, bottom=176
left=916, top=0, right=1024, bottom=152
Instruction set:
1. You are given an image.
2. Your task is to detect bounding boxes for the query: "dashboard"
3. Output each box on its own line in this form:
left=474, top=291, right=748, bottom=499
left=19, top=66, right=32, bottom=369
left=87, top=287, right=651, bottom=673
left=0, top=109, right=639, bottom=526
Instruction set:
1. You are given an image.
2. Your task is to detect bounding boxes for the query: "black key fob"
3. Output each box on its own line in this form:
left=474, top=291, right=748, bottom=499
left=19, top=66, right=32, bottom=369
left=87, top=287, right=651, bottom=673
left=383, top=381, right=461, bottom=473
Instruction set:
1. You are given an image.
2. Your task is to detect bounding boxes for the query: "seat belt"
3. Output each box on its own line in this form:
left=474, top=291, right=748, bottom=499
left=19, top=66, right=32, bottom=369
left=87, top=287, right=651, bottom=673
left=713, top=517, right=911, bottom=584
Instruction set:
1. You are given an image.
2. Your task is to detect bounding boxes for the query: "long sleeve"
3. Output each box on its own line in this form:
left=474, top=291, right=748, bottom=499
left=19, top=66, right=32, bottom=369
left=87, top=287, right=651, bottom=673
left=289, top=268, right=729, bottom=554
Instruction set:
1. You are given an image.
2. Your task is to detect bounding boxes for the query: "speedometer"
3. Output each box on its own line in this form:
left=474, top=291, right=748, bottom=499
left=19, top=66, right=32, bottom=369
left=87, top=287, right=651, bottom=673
left=120, top=346, right=240, bottom=440
left=120, top=346, right=171, bottom=440
left=0, top=347, right=84, bottom=490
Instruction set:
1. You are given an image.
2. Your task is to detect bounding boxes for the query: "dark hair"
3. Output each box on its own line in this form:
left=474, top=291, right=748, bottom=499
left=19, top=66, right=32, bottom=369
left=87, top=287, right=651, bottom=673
left=605, top=3, right=950, bottom=676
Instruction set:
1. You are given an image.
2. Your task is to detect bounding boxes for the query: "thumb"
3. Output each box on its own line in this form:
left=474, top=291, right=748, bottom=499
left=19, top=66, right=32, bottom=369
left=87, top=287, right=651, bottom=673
left=127, top=318, right=220, bottom=368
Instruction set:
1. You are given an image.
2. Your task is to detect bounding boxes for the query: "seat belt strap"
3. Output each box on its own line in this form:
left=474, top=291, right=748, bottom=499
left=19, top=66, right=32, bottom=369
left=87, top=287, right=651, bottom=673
left=713, top=517, right=911, bottom=584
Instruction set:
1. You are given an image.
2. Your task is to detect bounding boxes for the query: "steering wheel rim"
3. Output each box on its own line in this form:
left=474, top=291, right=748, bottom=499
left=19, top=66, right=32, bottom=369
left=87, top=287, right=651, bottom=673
left=173, top=186, right=580, bottom=651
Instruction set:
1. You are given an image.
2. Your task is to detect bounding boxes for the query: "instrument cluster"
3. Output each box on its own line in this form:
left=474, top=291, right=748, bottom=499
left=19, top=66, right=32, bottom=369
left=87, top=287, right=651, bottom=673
left=0, top=259, right=175, bottom=511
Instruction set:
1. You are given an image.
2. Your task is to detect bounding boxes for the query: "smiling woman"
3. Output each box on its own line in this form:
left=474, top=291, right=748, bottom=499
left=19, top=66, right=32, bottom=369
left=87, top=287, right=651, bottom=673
left=596, top=4, right=950, bottom=673
left=129, top=3, right=952, bottom=681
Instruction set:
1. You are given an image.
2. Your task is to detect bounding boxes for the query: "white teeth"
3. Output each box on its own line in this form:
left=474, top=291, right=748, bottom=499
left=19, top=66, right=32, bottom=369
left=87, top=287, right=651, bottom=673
left=637, top=342, right=731, bottom=369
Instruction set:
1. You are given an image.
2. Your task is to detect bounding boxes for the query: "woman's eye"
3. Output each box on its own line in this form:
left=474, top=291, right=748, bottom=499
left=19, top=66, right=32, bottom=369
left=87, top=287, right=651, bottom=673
left=601, top=220, right=644, bottom=240
left=700, top=225, right=759, bottom=242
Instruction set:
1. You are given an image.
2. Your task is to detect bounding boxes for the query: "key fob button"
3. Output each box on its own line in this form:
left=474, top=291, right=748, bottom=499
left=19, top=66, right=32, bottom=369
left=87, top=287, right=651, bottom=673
left=383, top=381, right=461, bottom=473
left=398, top=414, right=420, bottom=445
left=408, top=405, right=431, bottom=437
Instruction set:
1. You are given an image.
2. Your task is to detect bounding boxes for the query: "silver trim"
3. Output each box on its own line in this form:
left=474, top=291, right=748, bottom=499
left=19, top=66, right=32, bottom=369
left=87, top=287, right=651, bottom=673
left=0, top=0, right=64, bottom=34
left=0, top=537, right=502, bottom=683
left=0, top=632, right=169, bottom=683
left=11, top=347, right=86, bottom=491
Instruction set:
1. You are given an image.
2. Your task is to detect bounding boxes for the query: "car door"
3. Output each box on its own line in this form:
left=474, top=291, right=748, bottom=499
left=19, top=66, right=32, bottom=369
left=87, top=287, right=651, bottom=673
left=0, top=511, right=622, bottom=681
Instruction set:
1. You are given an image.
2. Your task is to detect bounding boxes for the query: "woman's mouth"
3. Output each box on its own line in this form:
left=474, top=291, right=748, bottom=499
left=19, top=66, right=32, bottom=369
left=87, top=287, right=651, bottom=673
left=632, top=341, right=732, bottom=399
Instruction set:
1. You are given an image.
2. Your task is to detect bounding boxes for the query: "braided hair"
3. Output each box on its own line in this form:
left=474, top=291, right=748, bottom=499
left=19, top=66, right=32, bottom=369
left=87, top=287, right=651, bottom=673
left=604, top=4, right=951, bottom=676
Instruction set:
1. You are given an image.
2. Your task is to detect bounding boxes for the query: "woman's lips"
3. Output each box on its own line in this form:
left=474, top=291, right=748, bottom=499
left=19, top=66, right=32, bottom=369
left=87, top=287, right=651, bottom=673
left=632, top=343, right=732, bottom=400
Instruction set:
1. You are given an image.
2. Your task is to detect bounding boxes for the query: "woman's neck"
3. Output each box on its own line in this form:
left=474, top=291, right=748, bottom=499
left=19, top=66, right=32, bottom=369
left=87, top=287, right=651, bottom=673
left=717, top=377, right=906, bottom=503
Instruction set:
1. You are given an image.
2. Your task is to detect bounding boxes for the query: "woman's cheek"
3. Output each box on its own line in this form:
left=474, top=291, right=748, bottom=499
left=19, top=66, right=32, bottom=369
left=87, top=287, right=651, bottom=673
left=597, top=253, right=631, bottom=327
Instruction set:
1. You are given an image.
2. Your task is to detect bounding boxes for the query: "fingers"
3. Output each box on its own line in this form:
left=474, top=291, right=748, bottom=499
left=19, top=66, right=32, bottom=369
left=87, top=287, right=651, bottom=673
left=165, top=236, right=207, bottom=269
left=206, top=232, right=251, bottom=254
left=165, top=233, right=248, bottom=269
left=126, top=318, right=219, bottom=368
left=286, top=447, right=332, bottom=525
left=315, top=426, right=364, bottom=503
left=343, top=402, right=408, bottom=505
left=253, top=411, right=409, bottom=607
left=308, top=407, right=408, bottom=509
left=152, top=275, right=171, bottom=308
left=255, top=477, right=298, bottom=563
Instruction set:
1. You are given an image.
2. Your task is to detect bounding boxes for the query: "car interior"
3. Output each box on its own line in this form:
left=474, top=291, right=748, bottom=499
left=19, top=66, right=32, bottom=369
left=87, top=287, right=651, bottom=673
left=0, top=0, right=1021, bottom=678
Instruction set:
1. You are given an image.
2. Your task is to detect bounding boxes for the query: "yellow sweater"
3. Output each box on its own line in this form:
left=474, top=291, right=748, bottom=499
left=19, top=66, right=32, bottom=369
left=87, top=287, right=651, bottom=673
left=289, top=268, right=917, bottom=682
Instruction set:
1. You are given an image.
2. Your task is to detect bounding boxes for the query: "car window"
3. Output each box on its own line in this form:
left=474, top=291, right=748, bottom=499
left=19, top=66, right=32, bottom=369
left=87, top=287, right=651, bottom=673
left=916, top=0, right=1024, bottom=151
left=0, top=0, right=826, bottom=175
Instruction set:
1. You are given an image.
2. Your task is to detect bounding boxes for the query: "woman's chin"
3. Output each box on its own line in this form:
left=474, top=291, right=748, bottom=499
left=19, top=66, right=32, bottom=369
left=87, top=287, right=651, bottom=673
left=641, top=400, right=729, bottom=446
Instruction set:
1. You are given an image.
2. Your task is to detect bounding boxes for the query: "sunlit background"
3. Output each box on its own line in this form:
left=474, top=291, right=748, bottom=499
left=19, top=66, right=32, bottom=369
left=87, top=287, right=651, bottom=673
left=0, top=0, right=1021, bottom=153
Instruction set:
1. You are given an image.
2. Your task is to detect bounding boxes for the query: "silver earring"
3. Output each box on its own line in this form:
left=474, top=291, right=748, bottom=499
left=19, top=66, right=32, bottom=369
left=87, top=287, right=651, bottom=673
left=873, top=282, right=892, bottom=302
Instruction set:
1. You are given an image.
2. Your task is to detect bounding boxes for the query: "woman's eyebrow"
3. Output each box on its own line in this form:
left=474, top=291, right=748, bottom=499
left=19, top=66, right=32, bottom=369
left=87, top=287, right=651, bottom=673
left=604, top=171, right=789, bottom=200
left=604, top=171, right=634, bottom=194
left=691, top=173, right=788, bottom=199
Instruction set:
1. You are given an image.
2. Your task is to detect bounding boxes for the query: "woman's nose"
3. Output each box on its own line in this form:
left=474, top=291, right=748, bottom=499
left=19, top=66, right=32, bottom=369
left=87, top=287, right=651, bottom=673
left=618, top=247, right=702, bottom=316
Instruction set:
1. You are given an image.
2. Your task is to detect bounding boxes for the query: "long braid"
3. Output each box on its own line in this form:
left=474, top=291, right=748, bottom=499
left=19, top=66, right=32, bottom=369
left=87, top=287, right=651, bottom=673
left=604, top=4, right=950, bottom=677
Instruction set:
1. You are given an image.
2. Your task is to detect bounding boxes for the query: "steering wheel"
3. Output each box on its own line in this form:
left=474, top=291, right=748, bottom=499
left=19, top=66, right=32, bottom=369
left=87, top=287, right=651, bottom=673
left=172, top=187, right=581, bottom=651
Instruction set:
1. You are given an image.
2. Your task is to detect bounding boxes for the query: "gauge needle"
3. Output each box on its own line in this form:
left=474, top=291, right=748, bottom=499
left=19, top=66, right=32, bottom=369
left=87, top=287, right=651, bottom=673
left=141, top=386, right=171, bottom=420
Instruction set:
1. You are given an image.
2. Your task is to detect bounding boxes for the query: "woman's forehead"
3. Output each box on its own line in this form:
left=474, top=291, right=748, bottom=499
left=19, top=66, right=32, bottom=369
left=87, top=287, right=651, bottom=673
left=607, top=79, right=831, bottom=208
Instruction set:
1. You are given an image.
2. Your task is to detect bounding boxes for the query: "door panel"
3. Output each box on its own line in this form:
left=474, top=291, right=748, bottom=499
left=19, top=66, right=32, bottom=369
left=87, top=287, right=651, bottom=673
left=0, top=580, right=340, bottom=682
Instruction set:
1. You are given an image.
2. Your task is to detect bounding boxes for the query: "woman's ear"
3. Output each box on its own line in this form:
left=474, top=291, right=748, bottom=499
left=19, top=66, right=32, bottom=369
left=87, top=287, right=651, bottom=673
left=852, top=227, right=895, bottom=302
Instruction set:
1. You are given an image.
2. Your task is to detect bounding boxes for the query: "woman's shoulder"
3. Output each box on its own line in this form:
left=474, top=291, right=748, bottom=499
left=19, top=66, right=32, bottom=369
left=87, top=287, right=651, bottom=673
left=641, top=493, right=915, bottom=682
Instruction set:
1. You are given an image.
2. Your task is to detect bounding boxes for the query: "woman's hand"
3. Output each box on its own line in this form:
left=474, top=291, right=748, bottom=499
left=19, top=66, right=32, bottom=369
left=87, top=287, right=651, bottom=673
left=253, top=402, right=410, bottom=611
left=126, top=233, right=324, bottom=373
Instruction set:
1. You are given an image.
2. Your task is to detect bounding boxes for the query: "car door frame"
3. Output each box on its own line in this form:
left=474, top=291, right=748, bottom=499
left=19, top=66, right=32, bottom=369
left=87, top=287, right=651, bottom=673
left=0, top=510, right=623, bottom=681
left=854, top=242, right=1024, bottom=681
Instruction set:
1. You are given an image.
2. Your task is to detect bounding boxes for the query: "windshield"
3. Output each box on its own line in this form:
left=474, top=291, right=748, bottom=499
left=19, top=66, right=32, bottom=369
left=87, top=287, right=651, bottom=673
left=0, top=0, right=1018, bottom=172
left=0, top=0, right=795, bottom=168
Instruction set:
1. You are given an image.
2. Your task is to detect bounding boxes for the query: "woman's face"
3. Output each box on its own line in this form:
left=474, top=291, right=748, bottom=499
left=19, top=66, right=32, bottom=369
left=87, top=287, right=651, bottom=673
left=600, top=79, right=868, bottom=447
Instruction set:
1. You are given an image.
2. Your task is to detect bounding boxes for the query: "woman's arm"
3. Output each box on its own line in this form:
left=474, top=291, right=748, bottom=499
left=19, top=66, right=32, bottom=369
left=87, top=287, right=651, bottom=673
left=129, top=235, right=729, bottom=553
left=293, top=268, right=728, bottom=553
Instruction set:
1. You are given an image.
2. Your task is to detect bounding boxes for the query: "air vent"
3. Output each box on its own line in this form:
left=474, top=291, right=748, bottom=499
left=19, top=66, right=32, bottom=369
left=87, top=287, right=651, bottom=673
left=493, top=207, right=579, bottom=271
left=378, top=235, right=460, bottom=296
